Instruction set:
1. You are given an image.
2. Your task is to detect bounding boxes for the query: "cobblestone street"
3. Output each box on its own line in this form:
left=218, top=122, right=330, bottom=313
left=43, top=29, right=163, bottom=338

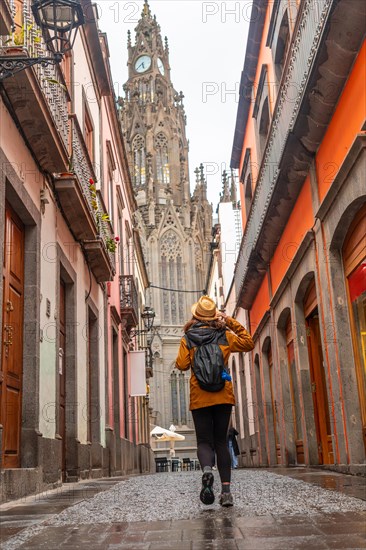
left=1, top=469, right=365, bottom=549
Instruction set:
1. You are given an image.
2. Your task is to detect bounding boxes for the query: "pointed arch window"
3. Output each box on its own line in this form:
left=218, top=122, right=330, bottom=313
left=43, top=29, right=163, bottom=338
left=160, top=230, right=184, bottom=324
left=171, top=371, right=179, bottom=424
left=155, top=132, right=170, bottom=185
left=170, top=370, right=188, bottom=426
left=132, top=134, right=146, bottom=188
left=179, top=372, right=187, bottom=425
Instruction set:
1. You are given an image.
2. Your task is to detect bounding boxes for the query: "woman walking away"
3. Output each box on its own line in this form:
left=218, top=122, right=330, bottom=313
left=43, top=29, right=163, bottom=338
left=228, top=427, right=240, bottom=469
left=175, top=296, right=254, bottom=507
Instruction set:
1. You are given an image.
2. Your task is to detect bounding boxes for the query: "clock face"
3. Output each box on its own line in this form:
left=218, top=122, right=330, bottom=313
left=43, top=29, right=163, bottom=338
left=157, top=58, right=165, bottom=75
left=134, top=55, right=151, bottom=73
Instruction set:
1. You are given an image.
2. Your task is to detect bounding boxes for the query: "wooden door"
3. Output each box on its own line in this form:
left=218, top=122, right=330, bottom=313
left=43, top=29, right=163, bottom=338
left=306, top=311, right=334, bottom=464
left=59, top=281, right=66, bottom=479
left=1, top=204, right=25, bottom=467
left=343, top=204, right=366, bottom=452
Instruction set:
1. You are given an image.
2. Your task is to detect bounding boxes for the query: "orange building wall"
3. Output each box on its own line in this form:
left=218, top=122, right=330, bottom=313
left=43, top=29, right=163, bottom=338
left=249, top=274, right=270, bottom=334
left=270, top=175, right=314, bottom=295
left=316, top=40, right=366, bottom=202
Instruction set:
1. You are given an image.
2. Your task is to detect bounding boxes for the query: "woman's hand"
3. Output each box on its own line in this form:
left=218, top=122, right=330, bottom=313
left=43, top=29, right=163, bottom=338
left=217, top=309, right=228, bottom=320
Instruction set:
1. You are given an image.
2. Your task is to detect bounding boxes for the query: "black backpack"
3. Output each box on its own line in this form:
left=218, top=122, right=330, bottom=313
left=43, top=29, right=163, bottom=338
left=185, top=327, right=228, bottom=392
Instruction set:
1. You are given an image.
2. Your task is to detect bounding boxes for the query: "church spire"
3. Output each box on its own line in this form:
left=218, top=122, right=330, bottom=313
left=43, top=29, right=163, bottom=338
left=142, top=0, right=152, bottom=19
left=192, top=163, right=208, bottom=203
left=230, top=169, right=238, bottom=204
left=221, top=170, right=231, bottom=203
left=200, top=163, right=207, bottom=199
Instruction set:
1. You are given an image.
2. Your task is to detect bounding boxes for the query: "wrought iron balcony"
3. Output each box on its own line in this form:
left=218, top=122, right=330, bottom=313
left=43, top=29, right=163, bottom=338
left=53, top=171, right=97, bottom=241
left=120, top=275, right=138, bottom=331
left=69, top=114, right=115, bottom=282
left=54, top=114, right=115, bottom=282
left=0, top=1, right=70, bottom=171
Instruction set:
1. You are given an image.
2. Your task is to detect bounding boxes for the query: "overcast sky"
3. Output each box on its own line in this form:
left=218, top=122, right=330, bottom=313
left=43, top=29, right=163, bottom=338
left=98, top=1, right=250, bottom=207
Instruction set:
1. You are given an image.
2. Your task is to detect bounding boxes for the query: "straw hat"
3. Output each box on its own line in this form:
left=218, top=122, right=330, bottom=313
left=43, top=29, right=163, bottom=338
left=191, top=296, right=218, bottom=322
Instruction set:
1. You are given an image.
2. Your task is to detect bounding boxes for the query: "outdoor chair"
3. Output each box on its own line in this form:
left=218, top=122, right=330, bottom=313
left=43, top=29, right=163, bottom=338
left=182, top=458, right=193, bottom=471
left=155, top=457, right=169, bottom=473
left=171, top=458, right=182, bottom=472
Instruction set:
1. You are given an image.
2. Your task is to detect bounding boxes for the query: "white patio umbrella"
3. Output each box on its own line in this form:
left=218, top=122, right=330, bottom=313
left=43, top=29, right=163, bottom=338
left=150, top=425, right=185, bottom=458
left=150, top=425, right=185, bottom=441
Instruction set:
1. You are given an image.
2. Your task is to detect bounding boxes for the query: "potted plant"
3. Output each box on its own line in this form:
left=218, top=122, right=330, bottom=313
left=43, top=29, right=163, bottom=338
left=88, top=178, right=119, bottom=253
left=3, top=23, right=41, bottom=55
left=57, top=155, right=75, bottom=178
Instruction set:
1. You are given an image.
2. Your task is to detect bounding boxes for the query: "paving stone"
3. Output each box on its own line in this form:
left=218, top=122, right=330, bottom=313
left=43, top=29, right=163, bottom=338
left=192, top=541, right=239, bottom=550
left=236, top=535, right=328, bottom=549
left=149, top=542, right=192, bottom=550
left=144, top=529, right=182, bottom=541
left=0, top=527, right=25, bottom=543
left=322, top=534, right=366, bottom=549
left=106, top=544, right=149, bottom=550
left=182, top=528, right=222, bottom=541
left=316, top=521, right=366, bottom=536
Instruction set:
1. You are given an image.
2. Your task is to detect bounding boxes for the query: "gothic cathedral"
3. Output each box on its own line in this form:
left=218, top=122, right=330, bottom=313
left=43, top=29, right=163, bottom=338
left=119, top=1, right=212, bottom=451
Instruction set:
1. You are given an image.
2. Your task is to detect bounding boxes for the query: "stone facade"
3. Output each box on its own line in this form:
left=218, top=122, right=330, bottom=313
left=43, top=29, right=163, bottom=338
left=119, top=1, right=213, bottom=456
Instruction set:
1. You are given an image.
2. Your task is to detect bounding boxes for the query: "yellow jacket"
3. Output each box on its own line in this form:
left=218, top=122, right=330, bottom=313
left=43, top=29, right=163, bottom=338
left=175, top=317, right=254, bottom=410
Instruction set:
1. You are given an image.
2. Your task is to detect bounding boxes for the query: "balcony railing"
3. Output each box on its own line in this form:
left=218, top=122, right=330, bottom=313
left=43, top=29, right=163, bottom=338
left=69, top=113, right=97, bottom=204
left=0, top=0, right=70, bottom=171
left=67, top=114, right=116, bottom=281
left=120, top=275, right=138, bottom=331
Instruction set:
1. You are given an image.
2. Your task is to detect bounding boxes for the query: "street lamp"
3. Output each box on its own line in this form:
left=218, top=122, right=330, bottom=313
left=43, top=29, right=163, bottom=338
left=130, top=306, right=156, bottom=340
left=141, top=306, right=155, bottom=332
left=129, top=306, right=156, bottom=375
left=0, top=0, right=84, bottom=80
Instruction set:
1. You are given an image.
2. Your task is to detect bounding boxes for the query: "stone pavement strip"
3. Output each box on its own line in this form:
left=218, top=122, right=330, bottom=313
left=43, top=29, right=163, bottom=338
left=0, top=469, right=365, bottom=549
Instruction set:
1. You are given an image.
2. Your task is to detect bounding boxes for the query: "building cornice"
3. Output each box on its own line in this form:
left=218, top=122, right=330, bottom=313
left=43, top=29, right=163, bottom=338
left=81, top=0, right=111, bottom=96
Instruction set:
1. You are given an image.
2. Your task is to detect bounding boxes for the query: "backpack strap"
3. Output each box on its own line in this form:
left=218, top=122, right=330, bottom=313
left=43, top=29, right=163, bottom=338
left=216, top=329, right=229, bottom=347
left=184, top=333, right=192, bottom=349
left=184, top=329, right=228, bottom=349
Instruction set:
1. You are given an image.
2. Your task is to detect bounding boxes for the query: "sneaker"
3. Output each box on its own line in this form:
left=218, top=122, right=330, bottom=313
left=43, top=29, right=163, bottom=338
left=219, top=492, right=233, bottom=507
left=200, top=471, right=215, bottom=505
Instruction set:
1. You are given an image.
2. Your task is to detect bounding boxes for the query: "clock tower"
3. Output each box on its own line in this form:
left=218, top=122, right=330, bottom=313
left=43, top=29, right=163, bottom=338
left=118, top=1, right=213, bottom=449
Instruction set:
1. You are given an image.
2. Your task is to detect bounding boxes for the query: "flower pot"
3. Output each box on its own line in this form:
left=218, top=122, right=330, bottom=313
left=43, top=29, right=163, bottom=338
left=56, top=172, right=75, bottom=178
left=3, top=47, right=27, bottom=55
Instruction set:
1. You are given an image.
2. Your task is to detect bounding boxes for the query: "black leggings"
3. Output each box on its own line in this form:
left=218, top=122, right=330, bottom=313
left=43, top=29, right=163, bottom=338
left=192, top=404, right=232, bottom=483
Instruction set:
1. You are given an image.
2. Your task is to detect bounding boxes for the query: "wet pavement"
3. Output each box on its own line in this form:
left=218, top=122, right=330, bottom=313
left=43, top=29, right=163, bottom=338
left=269, top=467, right=366, bottom=502
left=0, top=469, right=365, bottom=549
left=0, top=478, right=129, bottom=546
